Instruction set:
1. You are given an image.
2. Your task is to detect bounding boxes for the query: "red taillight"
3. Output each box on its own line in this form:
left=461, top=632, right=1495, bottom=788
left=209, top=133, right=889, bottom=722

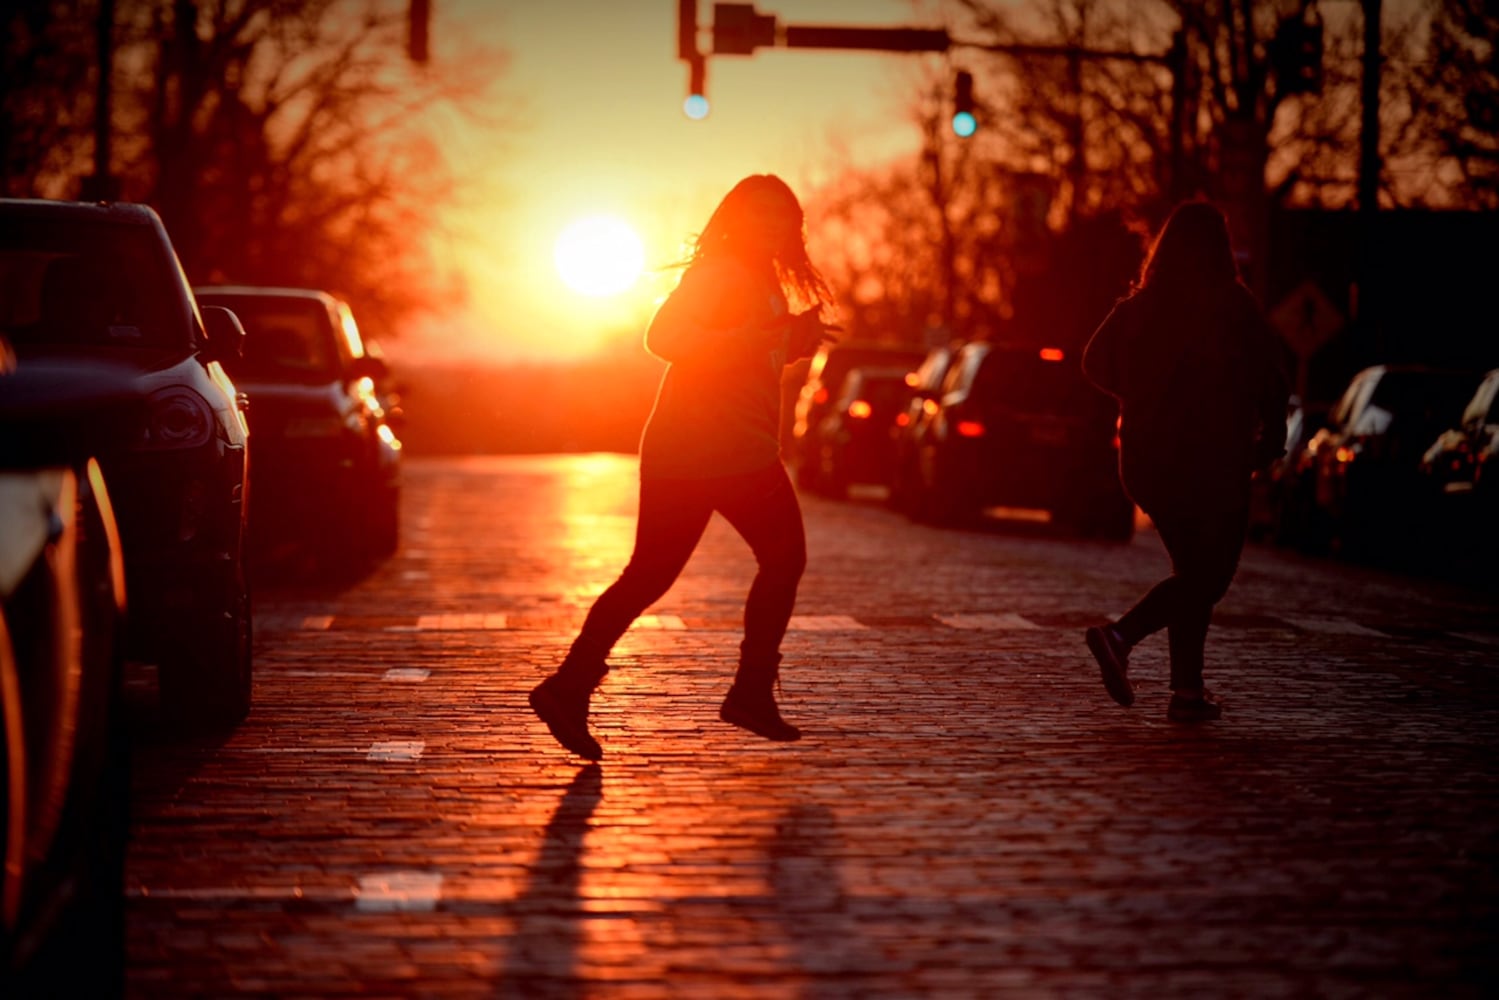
left=955, top=419, right=985, bottom=438
left=1039, top=347, right=1065, bottom=362
left=847, top=399, right=873, bottom=420
left=895, top=412, right=911, bottom=427
left=813, top=387, right=829, bottom=405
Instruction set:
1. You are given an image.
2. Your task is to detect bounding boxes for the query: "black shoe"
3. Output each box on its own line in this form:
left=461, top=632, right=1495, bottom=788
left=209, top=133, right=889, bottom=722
left=1167, top=689, right=1222, bottom=724
left=720, top=685, right=802, bottom=742
left=1085, top=625, right=1135, bottom=707
left=529, top=675, right=603, bottom=761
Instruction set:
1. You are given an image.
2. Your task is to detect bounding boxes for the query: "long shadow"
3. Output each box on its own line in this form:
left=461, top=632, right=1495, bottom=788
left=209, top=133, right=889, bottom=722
left=495, top=764, right=603, bottom=998
left=766, top=803, right=890, bottom=995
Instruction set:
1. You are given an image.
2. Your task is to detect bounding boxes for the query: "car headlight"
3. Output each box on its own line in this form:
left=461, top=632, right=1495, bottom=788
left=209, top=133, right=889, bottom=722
left=140, top=386, right=213, bottom=450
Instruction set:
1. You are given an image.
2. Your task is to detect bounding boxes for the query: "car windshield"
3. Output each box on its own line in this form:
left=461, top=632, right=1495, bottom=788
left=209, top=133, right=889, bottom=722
left=199, top=296, right=340, bottom=382
left=0, top=216, right=187, bottom=351
left=845, top=374, right=909, bottom=414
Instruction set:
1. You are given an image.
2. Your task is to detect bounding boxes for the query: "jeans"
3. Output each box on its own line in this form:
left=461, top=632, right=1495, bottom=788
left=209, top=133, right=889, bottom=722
left=1113, top=499, right=1249, bottom=691
left=567, top=462, right=806, bottom=670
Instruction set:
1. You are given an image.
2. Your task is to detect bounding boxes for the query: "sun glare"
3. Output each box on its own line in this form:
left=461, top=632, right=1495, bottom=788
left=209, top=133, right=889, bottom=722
left=553, top=215, right=645, bottom=297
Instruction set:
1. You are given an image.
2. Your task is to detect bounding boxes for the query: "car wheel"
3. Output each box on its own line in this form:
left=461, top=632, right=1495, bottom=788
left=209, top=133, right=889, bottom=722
left=160, top=556, right=252, bottom=732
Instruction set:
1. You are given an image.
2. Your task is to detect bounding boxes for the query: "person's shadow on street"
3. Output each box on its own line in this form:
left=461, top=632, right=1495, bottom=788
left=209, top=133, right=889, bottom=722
left=495, top=764, right=602, bottom=998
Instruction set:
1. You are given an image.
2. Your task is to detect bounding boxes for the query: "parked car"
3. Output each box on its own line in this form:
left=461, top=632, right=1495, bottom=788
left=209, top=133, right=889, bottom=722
left=791, top=340, right=927, bottom=493
left=0, top=198, right=252, bottom=730
left=811, top=365, right=913, bottom=497
left=1417, top=367, right=1499, bottom=559
left=906, top=339, right=1135, bottom=539
left=889, top=344, right=958, bottom=514
left=1301, top=364, right=1482, bottom=556
left=1420, top=368, right=1499, bottom=497
left=1248, top=395, right=1328, bottom=545
left=0, top=353, right=137, bottom=996
left=194, top=285, right=402, bottom=565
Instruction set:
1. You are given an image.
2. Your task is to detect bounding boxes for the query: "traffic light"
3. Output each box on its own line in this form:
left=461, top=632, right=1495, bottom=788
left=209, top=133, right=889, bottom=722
left=680, top=1, right=709, bottom=119
left=952, top=70, right=976, bottom=137
left=1272, top=13, right=1323, bottom=95
left=685, top=57, right=709, bottom=119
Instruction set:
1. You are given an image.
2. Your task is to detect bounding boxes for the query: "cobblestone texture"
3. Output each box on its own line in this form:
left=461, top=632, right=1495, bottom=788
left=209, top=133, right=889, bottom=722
left=124, top=455, right=1499, bottom=998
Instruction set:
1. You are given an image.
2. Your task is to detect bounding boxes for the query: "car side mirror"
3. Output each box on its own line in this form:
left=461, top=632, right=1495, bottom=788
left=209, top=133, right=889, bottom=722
left=348, top=354, right=389, bottom=382
left=200, top=306, right=247, bottom=363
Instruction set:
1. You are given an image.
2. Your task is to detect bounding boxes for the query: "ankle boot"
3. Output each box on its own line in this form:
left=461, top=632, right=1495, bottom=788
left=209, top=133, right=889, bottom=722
left=529, top=655, right=607, bottom=760
left=720, top=654, right=801, bottom=742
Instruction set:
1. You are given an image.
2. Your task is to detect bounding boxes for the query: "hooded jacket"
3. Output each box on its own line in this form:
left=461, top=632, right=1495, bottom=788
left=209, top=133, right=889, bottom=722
left=1083, top=279, right=1289, bottom=508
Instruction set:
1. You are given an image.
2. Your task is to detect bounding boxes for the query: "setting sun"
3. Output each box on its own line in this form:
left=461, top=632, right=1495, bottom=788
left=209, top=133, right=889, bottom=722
left=553, top=215, right=645, bottom=297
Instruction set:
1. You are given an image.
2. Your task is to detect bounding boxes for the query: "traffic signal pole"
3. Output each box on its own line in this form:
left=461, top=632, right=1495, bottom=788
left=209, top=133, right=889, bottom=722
left=680, top=3, right=1192, bottom=198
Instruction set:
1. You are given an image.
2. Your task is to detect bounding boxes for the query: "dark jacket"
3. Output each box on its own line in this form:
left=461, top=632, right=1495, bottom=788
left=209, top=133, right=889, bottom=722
left=639, top=254, right=790, bottom=479
left=1083, top=279, right=1289, bottom=510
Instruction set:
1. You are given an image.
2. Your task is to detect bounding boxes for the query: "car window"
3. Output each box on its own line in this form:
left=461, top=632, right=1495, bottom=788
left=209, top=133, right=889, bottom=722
left=843, top=371, right=909, bottom=410
left=334, top=300, right=366, bottom=363
left=0, top=218, right=187, bottom=350
left=1328, top=374, right=1362, bottom=428
left=1467, top=372, right=1499, bottom=426
left=198, top=296, right=340, bottom=382
left=970, top=347, right=1082, bottom=413
left=913, top=348, right=952, bottom=392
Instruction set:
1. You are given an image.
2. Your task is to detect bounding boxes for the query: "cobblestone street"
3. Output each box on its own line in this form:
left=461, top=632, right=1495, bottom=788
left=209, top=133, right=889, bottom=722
left=125, top=455, right=1499, bottom=997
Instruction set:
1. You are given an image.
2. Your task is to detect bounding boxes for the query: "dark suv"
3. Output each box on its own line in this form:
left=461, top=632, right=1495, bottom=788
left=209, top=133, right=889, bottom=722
left=791, top=340, right=926, bottom=493
left=0, top=198, right=252, bottom=729
left=905, top=339, right=1134, bottom=538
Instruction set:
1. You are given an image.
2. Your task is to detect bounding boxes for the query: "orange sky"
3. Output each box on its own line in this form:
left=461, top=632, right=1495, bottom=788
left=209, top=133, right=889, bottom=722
left=399, top=0, right=949, bottom=364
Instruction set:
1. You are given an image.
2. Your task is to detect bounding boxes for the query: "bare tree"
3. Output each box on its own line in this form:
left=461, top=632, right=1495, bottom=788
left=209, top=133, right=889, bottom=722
left=3, top=1, right=508, bottom=338
left=1402, top=0, right=1499, bottom=208
left=0, top=1, right=98, bottom=196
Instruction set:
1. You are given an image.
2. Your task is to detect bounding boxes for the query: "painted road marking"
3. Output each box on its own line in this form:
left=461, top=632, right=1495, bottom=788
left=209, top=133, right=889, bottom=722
left=300, top=615, right=334, bottom=630
left=355, top=871, right=443, bottom=912
left=637, top=614, right=687, bottom=630
left=1284, top=617, right=1388, bottom=639
left=936, top=613, right=1042, bottom=631
left=366, top=741, right=425, bottom=762
left=416, top=613, right=508, bottom=631
left=383, top=668, right=431, bottom=682
left=789, top=615, right=870, bottom=631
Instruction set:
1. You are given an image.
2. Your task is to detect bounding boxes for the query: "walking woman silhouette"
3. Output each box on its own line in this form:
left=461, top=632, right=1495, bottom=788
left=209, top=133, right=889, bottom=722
left=530, top=174, right=839, bottom=760
left=1081, top=200, right=1290, bottom=723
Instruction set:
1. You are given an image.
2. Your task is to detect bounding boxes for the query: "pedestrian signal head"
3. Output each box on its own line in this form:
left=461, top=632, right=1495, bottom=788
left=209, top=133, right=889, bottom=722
left=952, top=70, right=976, bottom=137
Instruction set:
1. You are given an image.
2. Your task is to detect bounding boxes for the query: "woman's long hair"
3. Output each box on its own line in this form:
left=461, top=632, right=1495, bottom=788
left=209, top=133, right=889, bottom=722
left=687, top=174, right=834, bottom=316
left=1135, top=200, right=1239, bottom=296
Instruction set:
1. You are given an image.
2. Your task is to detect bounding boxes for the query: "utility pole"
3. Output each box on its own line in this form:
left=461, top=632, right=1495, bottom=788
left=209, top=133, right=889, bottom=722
left=81, top=0, right=118, bottom=201
left=1358, top=0, right=1382, bottom=358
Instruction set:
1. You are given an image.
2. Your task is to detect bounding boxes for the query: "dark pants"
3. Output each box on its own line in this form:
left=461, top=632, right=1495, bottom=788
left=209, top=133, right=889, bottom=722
left=1113, top=498, right=1249, bottom=691
left=566, top=462, right=807, bottom=673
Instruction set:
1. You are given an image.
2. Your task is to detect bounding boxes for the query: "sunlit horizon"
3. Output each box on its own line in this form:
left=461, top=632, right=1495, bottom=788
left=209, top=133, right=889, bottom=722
left=405, top=0, right=937, bottom=365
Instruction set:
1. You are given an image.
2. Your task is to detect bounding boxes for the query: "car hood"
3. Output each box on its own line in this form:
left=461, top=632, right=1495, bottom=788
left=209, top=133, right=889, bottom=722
left=15, top=343, right=195, bottom=379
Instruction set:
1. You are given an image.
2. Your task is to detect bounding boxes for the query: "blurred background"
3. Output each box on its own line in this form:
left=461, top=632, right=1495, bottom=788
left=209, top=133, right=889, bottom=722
left=4, top=0, right=1494, bottom=454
